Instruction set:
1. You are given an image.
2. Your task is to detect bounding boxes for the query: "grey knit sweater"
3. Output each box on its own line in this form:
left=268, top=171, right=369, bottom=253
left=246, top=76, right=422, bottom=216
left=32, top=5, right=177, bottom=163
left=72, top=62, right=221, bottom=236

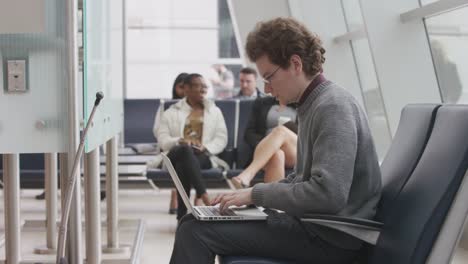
left=251, top=80, right=382, bottom=249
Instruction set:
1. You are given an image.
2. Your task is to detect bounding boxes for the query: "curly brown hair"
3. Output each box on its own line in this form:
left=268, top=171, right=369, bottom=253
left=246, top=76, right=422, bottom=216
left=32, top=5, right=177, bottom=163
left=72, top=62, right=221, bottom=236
left=246, top=17, right=325, bottom=78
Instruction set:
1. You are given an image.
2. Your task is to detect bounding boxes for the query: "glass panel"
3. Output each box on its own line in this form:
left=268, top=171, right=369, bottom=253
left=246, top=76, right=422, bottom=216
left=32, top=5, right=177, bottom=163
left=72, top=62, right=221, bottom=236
left=425, top=5, right=468, bottom=104
left=420, top=0, right=439, bottom=5
left=341, top=0, right=392, bottom=159
left=126, top=62, right=242, bottom=99
left=218, top=0, right=240, bottom=58
left=128, top=29, right=218, bottom=62
left=83, top=0, right=124, bottom=152
left=0, top=0, right=69, bottom=153
left=341, top=0, right=364, bottom=30
left=126, top=0, right=241, bottom=98
left=128, top=0, right=217, bottom=27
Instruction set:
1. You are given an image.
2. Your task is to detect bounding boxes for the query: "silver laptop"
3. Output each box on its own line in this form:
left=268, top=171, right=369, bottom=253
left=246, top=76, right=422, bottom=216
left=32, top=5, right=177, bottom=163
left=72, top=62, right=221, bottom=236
left=161, top=153, right=268, bottom=221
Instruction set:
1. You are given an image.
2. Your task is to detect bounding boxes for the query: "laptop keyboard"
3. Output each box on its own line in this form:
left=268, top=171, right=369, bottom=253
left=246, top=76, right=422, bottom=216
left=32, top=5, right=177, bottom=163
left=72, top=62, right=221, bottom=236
left=197, top=206, right=236, bottom=216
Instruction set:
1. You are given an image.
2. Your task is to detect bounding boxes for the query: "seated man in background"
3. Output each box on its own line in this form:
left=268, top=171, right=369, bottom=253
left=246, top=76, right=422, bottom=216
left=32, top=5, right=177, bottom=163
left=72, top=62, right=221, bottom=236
left=233, top=67, right=265, bottom=99
left=170, top=17, right=382, bottom=263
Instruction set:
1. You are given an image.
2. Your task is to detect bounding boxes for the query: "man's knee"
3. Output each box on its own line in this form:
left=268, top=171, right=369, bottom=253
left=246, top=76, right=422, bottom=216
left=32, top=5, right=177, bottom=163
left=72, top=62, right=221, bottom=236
left=178, top=214, right=196, bottom=227
left=176, top=216, right=206, bottom=242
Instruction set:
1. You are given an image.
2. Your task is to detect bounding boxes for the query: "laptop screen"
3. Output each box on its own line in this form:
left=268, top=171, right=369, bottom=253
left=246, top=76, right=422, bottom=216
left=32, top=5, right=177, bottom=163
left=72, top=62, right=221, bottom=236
left=161, top=153, right=195, bottom=213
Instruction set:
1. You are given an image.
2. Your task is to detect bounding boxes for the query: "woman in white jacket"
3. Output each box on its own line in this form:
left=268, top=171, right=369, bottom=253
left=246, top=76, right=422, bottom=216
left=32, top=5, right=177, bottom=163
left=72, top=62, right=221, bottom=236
left=157, top=73, right=228, bottom=220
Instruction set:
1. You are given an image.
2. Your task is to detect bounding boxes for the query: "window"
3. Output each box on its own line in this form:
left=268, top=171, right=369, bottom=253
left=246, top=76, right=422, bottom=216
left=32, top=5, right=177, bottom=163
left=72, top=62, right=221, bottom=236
left=341, top=0, right=392, bottom=159
left=126, top=0, right=242, bottom=98
left=422, top=1, right=468, bottom=104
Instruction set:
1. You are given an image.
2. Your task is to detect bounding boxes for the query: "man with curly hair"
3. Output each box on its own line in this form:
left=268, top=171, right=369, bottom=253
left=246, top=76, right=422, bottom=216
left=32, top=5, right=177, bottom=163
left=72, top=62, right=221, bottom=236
left=170, top=17, right=382, bottom=264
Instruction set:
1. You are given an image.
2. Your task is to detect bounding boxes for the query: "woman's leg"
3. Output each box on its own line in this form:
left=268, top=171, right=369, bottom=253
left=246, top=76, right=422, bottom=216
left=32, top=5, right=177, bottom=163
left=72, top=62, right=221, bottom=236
left=167, top=145, right=210, bottom=220
left=168, top=188, right=178, bottom=214
left=233, top=125, right=297, bottom=186
left=263, top=150, right=286, bottom=183
left=193, top=152, right=212, bottom=206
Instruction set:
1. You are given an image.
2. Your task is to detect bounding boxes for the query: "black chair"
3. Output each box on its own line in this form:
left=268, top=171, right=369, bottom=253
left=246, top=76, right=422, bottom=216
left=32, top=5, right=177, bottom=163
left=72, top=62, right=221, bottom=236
left=234, top=99, right=256, bottom=170
left=215, top=100, right=237, bottom=168
left=162, top=99, right=179, bottom=111
left=222, top=104, right=468, bottom=264
left=376, top=104, right=440, bottom=221
left=123, top=99, right=160, bottom=144
left=0, top=153, right=47, bottom=189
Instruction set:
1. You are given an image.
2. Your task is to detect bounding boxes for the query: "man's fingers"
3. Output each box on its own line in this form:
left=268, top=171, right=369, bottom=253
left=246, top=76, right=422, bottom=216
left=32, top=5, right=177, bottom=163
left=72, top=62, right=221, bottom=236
left=220, top=195, right=237, bottom=212
left=211, top=194, right=224, bottom=205
left=213, top=193, right=231, bottom=205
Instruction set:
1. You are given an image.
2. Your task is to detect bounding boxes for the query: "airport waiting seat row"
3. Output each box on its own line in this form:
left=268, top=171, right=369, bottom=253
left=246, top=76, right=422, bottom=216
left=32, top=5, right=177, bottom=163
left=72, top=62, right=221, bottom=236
left=220, top=104, right=468, bottom=264
left=0, top=153, right=48, bottom=188
left=124, top=98, right=267, bottom=188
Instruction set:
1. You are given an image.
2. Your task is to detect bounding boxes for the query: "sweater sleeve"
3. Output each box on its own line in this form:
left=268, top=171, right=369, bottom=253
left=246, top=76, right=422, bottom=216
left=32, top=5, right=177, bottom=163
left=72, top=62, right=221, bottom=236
left=251, top=102, right=358, bottom=216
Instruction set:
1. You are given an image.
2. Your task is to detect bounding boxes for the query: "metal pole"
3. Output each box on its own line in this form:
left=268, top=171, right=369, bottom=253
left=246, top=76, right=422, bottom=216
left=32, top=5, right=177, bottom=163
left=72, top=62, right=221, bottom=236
left=59, top=153, right=69, bottom=216
left=46, top=153, right=58, bottom=250
left=84, top=148, right=101, bottom=264
left=106, top=137, right=118, bottom=248
left=103, top=136, right=128, bottom=253
left=3, top=154, right=21, bottom=264
left=35, top=153, right=58, bottom=254
left=64, top=0, right=82, bottom=262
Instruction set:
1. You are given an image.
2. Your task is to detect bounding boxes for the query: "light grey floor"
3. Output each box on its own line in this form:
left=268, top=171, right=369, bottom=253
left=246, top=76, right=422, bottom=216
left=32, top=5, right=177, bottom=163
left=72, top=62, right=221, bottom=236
left=0, top=188, right=467, bottom=263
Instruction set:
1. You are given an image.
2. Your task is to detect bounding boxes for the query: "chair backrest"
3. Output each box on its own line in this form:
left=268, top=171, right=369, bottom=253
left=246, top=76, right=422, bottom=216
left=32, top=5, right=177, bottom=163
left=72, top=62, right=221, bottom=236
left=235, top=99, right=256, bottom=169
left=124, top=99, right=160, bottom=144
left=215, top=100, right=237, bottom=167
left=20, top=153, right=45, bottom=170
left=377, top=104, right=440, bottom=221
left=163, top=99, right=179, bottom=110
left=215, top=100, right=237, bottom=149
left=370, top=105, right=468, bottom=264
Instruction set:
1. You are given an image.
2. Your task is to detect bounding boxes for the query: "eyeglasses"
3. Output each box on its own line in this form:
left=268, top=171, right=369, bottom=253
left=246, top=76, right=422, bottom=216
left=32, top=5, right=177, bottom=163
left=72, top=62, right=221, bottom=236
left=261, top=66, right=281, bottom=84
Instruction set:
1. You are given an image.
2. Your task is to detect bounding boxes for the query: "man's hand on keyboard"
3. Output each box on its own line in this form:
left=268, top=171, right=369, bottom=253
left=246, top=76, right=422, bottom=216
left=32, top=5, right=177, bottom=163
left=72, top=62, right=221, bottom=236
left=211, top=188, right=253, bottom=213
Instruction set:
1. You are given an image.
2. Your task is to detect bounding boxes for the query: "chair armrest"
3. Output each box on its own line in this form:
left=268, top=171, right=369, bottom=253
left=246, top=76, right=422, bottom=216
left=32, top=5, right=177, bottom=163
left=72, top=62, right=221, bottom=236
left=126, top=143, right=159, bottom=154
left=301, top=214, right=383, bottom=245
left=218, top=148, right=235, bottom=167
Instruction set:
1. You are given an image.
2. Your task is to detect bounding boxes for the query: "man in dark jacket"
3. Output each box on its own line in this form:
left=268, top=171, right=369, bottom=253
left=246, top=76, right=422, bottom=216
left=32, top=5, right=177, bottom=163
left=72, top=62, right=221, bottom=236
left=233, top=67, right=265, bottom=99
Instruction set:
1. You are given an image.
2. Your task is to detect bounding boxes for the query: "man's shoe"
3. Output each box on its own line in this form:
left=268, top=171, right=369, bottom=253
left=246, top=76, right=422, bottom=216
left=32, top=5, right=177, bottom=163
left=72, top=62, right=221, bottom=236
left=35, top=191, right=46, bottom=200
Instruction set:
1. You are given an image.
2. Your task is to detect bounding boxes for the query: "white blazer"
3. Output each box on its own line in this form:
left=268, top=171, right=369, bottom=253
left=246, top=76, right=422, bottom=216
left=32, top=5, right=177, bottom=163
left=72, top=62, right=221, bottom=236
left=149, top=98, right=228, bottom=169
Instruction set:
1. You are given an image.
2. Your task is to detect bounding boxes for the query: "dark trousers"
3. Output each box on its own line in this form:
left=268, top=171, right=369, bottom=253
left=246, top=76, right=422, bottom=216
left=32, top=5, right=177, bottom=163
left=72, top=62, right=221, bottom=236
left=170, top=214, right=361, bottom=264
left=167, top=145, right=211, bottom=220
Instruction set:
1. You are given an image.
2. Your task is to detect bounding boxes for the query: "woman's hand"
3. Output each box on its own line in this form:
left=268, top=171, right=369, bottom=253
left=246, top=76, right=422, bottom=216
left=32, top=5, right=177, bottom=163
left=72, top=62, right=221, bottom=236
left=191, top=142, right=205, bottom=152
left=211, top=188, right=253, bottom=212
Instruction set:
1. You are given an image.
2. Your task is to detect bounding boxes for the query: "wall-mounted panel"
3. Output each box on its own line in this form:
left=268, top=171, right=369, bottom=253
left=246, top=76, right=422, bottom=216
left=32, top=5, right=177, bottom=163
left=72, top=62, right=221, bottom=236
left=0, top=0, right=69, bottom=153
left=83, top=0, right=124, bottom=152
